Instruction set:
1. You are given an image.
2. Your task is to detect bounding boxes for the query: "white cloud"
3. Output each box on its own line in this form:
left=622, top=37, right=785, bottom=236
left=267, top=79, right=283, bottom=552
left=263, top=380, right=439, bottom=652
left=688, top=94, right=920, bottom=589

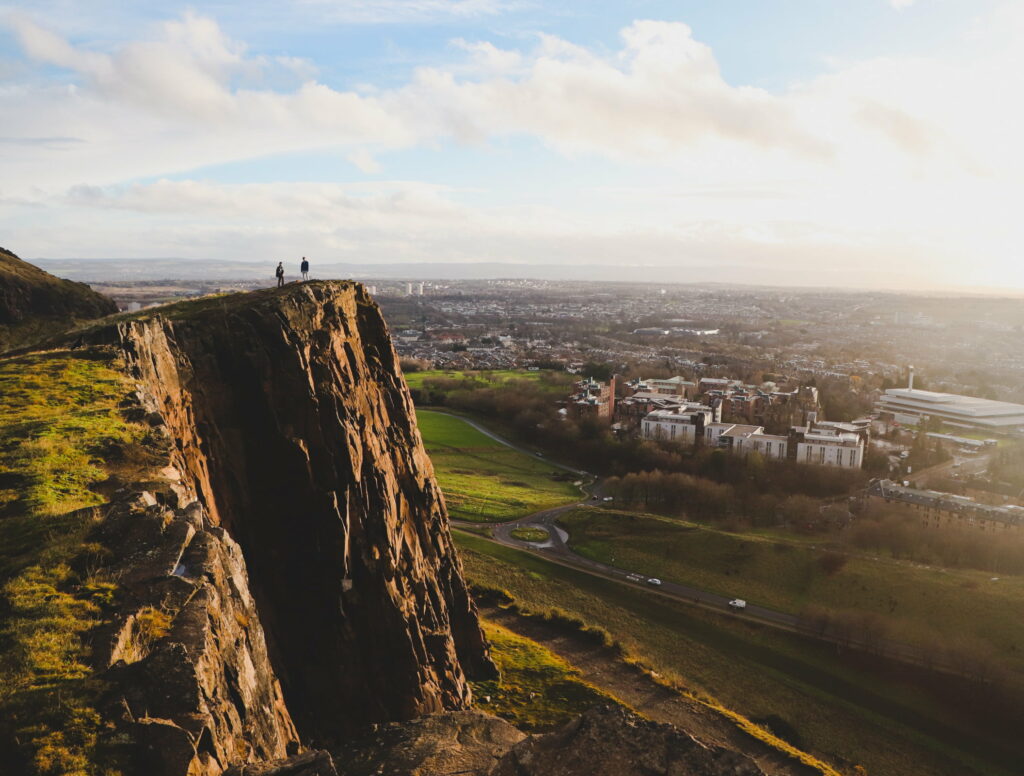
left=1, top=9, right=1023, bottom=288
left=890, top=0, right=917, bottom=9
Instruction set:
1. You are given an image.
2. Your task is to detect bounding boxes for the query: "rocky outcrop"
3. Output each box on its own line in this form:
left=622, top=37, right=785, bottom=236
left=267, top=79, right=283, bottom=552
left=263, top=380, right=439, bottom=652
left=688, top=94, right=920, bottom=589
left=0, top=246, right=116, bottom=349
left=331, top=707, right=767, bottom=776
left=333, top=710, right=525, bottom=776
left=492, top=706, right=767, bottom=776
left=92, top=490, right=300, bottom=775
left=82, top=282, right=493, bottom=755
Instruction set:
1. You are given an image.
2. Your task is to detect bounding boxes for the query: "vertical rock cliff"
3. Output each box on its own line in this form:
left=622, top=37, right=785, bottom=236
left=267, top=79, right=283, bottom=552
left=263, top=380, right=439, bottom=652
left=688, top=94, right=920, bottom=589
left=96, top=282, right=492, bottom=749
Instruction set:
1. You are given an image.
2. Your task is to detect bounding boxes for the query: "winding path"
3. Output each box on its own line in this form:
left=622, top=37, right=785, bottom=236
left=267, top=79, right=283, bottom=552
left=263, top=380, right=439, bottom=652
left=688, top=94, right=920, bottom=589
left=444, top=411, right=965, bottom=673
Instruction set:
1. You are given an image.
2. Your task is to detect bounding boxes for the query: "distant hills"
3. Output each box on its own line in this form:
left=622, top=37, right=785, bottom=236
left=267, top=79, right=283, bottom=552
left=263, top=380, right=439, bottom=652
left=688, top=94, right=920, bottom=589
left=27, top=257, right=1022, bottom=296
left=33, top=257, right=740, bottom=284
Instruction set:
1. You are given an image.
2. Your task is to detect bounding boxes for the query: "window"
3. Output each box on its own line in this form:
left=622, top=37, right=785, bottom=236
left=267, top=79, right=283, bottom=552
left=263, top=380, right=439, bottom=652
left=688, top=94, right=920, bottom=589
left=767, top=442, right=773, bottom=455
left=819, top=447, right=825, bottom=464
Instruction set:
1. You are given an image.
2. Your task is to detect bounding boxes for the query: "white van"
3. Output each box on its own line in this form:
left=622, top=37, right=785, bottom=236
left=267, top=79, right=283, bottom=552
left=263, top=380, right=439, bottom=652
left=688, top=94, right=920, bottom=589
left=728, top=599, right=747, bottom=610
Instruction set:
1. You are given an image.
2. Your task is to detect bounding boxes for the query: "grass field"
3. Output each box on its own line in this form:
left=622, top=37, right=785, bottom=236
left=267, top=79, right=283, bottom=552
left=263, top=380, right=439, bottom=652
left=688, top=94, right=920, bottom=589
left=472, top=619, right=623, bottom=731
left=558, top=507, right=1024, bottom=671
left=455, top=530, right=1022, bottom=776
left=404, top=369, right=556, bottom=390
left=416, top=409, right=581, bottom=522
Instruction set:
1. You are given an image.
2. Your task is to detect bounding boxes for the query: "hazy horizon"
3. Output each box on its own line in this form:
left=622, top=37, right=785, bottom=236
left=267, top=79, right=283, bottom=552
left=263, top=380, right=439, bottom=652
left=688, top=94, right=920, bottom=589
left=3, top=1, right=1022, bottom=290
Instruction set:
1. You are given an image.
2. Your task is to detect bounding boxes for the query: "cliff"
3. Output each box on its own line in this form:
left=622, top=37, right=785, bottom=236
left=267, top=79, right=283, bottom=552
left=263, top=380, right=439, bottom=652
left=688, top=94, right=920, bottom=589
left=79, top=281, right=493, bottom=762
left=0, top=247, right=117, bottom=351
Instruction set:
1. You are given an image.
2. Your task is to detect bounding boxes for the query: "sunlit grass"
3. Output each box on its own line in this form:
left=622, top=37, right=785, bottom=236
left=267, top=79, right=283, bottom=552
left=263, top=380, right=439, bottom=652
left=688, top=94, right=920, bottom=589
left=0, top=349, right=146, bottom=774
left=472, top=619, right=623, bottom=731
left=416, top=410, right=580, bottom=521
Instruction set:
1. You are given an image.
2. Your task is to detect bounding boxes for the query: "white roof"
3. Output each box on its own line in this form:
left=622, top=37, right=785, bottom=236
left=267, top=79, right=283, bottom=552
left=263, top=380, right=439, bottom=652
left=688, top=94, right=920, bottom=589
left=880, top=389, right=1024, bottom=427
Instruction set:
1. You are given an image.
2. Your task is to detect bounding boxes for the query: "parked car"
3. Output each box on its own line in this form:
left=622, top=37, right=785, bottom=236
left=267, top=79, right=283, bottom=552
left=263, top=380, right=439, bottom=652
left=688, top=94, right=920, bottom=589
left=647, top=578, right=662, bottom=586
left=728, top=598, right=747, bottom=610
left=602, top=496, right=614, bottom=502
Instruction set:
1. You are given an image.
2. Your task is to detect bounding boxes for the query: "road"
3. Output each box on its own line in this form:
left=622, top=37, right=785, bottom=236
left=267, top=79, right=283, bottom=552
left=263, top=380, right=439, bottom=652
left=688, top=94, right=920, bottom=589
left=447, top=412, right=965, bottom=673
left=482, top=502, right=799, bottom=630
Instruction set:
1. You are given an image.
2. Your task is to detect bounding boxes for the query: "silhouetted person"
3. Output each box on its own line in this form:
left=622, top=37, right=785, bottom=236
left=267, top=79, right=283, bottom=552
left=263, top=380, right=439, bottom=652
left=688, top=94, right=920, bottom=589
left=276, top=262, right=285, bottom=287
left=300, top=257, right=309, bottom=281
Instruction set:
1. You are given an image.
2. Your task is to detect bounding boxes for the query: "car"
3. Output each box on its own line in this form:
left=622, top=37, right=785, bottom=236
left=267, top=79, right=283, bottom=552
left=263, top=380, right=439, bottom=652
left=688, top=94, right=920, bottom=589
left=602, top=496, right=614, bottom=502
left=728, top=598, right=747, bottom=610
left=535, top=451, right=544, bottom=457
left=591, top=495, right=600, bottom=500
left=647, top=578, right=662, bottom=586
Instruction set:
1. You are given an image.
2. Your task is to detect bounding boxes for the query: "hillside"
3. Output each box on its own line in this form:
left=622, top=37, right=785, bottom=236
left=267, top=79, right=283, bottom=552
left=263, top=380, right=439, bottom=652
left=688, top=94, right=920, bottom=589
left=0, top=281, right=810, bottom=775
left=0, top=247, right=117, bottom=351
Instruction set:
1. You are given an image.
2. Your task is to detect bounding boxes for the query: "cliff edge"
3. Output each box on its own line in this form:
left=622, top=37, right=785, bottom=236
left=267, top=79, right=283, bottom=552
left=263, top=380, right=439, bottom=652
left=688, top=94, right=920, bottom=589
left=98, top=282, right=495, bottom=745
left=0, top=281, right=492, bottom=775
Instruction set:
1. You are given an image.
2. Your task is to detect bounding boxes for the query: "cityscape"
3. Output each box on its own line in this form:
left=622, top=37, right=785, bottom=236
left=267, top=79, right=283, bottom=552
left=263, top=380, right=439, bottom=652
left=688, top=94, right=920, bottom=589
left=3, top=3, right=1024, bottom=776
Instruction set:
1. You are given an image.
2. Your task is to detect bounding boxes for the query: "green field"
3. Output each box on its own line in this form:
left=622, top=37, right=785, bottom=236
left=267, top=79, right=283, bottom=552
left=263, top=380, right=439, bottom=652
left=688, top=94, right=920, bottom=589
left=472, top=619, right=622, bottom=730
left=404, top=369, right=555, bottom=390
left=416, top=409, right=581, bottom=522
left=558, top=507, right=1024, bottom=671
left=455, top=531, right=1021, bottom=776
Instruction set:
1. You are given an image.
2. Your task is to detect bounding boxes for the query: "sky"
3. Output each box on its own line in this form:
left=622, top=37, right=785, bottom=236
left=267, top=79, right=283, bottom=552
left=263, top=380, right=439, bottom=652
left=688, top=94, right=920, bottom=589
left=1, top=0, right=1022, bottom=290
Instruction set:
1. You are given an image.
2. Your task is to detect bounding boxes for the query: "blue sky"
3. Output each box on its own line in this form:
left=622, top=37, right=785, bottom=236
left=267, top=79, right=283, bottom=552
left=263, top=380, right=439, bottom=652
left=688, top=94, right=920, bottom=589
left=1, top=0, right=1021, bottom=289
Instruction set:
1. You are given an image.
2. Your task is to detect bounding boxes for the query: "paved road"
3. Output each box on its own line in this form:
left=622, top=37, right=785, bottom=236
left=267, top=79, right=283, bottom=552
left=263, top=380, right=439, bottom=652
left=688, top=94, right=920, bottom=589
left=482, top=503, right=799, bottom=630
left=449, top=414, right=962, bottom=673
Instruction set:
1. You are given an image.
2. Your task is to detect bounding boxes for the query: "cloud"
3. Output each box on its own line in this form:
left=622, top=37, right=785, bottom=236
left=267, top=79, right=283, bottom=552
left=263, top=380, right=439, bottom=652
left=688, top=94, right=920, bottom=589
left=291, top=0, right=521, bottom=24
left=890, top=0, right=917, bottom=9
left=2, top=8, right=1023, bottom=289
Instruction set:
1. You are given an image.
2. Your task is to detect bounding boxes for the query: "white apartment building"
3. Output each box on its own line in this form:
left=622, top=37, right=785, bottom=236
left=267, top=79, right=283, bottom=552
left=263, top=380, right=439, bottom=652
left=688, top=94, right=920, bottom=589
left=642, top=408, right=712, bottom=444
left=796, top=430, right=863, bottom=469
left=643, top=412, right=860, bottom=468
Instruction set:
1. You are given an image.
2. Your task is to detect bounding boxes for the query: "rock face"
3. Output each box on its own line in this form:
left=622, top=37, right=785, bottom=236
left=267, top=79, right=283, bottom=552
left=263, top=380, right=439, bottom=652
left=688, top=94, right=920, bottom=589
left=332, top=707, right=767, bottom=776
left=93, top=492, right=300, bottom=775
left=333, top=710, right=525, bottom=776
left=0, top=246, right=116, bottom=349
left=491, top=706, right=767, bottom=776
left=88, top=282, right=493, bottom=750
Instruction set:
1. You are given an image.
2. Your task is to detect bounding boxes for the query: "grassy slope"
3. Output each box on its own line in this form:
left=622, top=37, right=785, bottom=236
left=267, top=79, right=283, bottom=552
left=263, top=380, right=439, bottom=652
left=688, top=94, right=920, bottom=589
left=0, top=249, right=116, bottom=353
left=472, top=619, right=624, bottom=731
left=0, top=349, right=146, bottom=776
left=559, top=508, right=1024, bottom=670
left=454, top=531, right=1018, bottom=776
left=416, top=409, right=580, bottom=521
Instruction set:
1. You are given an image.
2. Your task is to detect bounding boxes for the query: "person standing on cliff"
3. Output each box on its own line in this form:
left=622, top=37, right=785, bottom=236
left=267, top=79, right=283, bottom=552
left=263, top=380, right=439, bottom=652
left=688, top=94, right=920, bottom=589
left=275, top=262, right=285, bottom=288
left=300, top=257, right=309, bottom=281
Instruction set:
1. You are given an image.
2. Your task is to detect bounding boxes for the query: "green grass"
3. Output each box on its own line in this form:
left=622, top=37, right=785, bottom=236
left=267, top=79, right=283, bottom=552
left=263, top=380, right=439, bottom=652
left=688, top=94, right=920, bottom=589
left=558, top=507, right=1024, bottom=671
left=510, top=526, right=549, bottom=542
left=472, top=619, right=623, bottom=730
left=0, top=349, right=146, bottom=775
left=416, top=410, right=580, bottom=522
left=454, top=530, right=1021, bottom=776
left=404, top=369, right=555, bottom=390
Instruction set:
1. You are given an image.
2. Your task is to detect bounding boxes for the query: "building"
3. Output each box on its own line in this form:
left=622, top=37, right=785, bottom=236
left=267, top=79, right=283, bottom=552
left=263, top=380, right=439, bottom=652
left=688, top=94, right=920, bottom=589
left=867, top=479, right=1024, bottom=533
left=641, top=410, right=862, bottom=468
left=641, top=405, right=716, bottom=444
left=795, top=429, right=864, bottom=469
left=877, top=369, right=1024, bottom=434
left=629, top=376, right=696, bottom=398
left=617, top=392, right=698, bottom=428
left=566, top=376, right=617, bottom=420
